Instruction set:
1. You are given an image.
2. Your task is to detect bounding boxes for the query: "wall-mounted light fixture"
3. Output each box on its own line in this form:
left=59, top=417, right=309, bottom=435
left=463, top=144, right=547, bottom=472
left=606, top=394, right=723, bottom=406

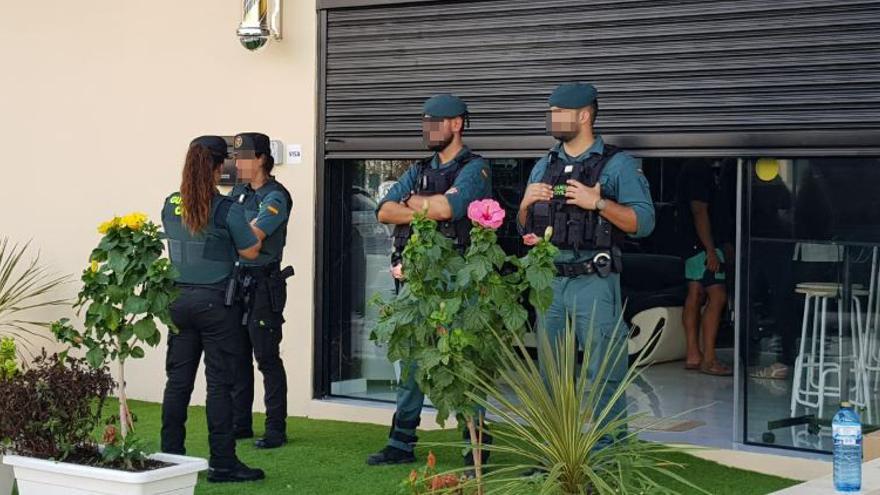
left=237, top=0, right=282, bottom=52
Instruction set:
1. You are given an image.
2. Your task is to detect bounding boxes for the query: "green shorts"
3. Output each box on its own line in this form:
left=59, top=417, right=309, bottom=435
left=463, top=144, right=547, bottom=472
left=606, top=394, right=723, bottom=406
left=685, top=249, right=726, bottom=287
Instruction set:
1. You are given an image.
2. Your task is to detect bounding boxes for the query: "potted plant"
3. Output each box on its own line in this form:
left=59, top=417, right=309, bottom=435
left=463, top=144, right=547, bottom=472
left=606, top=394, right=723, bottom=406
left=3, top=213, right=207, bottom=495
left=371, top=200, right=558, bottom=490
left=0, top=350, right=205, bottom=495
left=0, top=237, right=68, bottom=495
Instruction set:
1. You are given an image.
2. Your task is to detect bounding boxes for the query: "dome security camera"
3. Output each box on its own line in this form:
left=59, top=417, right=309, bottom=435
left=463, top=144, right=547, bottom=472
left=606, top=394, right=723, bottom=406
left=237, top=0, right=281, bottom=52
left=237, top=25, right=270, bottom=52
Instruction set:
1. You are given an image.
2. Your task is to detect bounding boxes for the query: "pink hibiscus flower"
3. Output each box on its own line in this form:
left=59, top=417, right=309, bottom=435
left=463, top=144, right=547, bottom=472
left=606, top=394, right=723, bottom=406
left=522, top=233, right=540, bottom=246
left=467, top=199, right=505, bottom=230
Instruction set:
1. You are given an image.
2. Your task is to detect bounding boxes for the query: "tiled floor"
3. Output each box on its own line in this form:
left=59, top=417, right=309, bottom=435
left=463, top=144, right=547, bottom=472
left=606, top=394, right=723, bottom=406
left=631, top=357, right=736, bottom=449
left=334, top=345, right=846, bottom=459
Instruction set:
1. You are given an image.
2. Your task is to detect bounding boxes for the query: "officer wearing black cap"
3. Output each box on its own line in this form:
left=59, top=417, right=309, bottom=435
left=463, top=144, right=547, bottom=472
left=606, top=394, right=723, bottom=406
left=518, top=83, right=655, bottom=444
left=160, top=135, right=266, bottom=483
left=366, top=94, right=492, bottom=466
left=229, top=132, right=294, bottom=450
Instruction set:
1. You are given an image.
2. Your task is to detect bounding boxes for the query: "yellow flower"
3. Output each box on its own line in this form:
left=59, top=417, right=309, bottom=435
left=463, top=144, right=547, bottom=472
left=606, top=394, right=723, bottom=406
left=97, top=218, right=117, bottom=234
left=121, top=212, right=149, bottom=231
left=90, top=260, right=100, bottom=273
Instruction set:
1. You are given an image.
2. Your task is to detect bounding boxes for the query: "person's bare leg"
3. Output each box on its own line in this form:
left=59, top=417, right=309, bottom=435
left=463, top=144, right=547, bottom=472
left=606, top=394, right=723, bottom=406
left=701, top=284, right=731, bottom=374
left=683, top=282, right=705, bottom=368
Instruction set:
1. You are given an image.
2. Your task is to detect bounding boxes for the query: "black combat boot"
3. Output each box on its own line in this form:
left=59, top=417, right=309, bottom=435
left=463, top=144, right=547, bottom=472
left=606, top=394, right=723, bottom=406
left=207, top=461, right=266, bottom=483
left=366, top=445, right=416, bottom=465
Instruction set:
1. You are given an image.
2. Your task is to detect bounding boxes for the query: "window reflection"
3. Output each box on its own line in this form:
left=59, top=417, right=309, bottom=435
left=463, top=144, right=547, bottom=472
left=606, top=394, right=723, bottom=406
left=746, top=157, right=880, bottom=453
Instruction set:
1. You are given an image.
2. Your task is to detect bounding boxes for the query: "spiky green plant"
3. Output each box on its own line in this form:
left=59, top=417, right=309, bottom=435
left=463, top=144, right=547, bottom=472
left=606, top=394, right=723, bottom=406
left=0, top=238, right=70, bottom=359
left=425, top=320, right=708, bottom=495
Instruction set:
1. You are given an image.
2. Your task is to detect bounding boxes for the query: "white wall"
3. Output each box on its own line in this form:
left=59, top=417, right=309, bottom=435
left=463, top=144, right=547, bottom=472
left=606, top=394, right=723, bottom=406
left=0, top=0, right=317, bottom=417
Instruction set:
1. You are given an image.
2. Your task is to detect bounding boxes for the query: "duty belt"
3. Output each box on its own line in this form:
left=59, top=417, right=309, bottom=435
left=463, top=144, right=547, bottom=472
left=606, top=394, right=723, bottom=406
left=554, top=252, right=614, bottom=278
left=241, top=261, right=281, bottom=277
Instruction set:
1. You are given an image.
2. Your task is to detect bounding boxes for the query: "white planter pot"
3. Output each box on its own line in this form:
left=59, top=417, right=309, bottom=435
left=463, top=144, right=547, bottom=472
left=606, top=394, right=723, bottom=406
left=0, top=455, right=14, bottom=495
left=2, top=452, right=207, bottom=495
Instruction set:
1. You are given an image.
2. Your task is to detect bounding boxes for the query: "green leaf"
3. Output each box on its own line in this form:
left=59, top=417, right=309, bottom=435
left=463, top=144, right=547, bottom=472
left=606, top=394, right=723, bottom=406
left=107, top=249, right=129, bottom=282
left=86, top=346, right=105, bottom=368
left=102, top=445, right=121, bottom=462
left=526, top=265, right=553, bottom=291
left=132, top=318, right=158, bottom=341
left=432, top=368, right=455, bottom=390
left=420, top=349, right=444, bottom=370
left=123, top=296, right=149, bottom=314
left=530, top=287, right=554, bottom=313
left=105, top=306, right=122, bottom=331
left=502, top=305, right=528, bottom=332
left=130, top=346, right=145, bottom=359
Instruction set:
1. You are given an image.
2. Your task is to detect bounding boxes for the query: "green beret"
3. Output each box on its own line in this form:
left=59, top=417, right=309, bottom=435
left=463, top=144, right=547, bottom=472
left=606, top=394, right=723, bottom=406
left=548, top=83, right=598, bottom=109
left=423, top=94, right=468, bottom=118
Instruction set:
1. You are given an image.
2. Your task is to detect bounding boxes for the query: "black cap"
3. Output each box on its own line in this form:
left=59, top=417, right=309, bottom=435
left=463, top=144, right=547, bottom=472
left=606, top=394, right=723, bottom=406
left=189, top=135, right=229, bottom=160
left=234, top=132, right=271, bottom=155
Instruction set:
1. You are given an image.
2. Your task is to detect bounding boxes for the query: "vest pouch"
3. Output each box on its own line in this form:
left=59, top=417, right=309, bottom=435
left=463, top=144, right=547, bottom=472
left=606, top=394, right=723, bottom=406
left=530, top=202, right=552, bottom=236
left=583, top=211, right=595, bottom=242
left=422, top=168, right=452, bottom=195
left=552, top=210, right=568, bottom=245
left=567, top=210, right=585, bottom=250
left=594, top=218, right=613, bottom=249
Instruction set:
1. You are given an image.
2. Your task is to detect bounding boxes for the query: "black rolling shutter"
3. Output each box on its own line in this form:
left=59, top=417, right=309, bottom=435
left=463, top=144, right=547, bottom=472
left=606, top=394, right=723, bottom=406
left=321, top=0, right=880, bottom=156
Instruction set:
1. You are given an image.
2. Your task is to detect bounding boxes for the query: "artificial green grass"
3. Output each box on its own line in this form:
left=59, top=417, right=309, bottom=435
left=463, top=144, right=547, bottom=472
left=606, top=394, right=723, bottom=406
left=110, top=399, right=796, bottom=495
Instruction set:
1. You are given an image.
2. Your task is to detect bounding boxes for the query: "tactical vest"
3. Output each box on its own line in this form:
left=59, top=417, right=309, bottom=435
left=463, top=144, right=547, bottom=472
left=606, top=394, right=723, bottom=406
left=233, top=178, right=293, bottom=266
left=392, top=151, right=482, bottom=255
left=526, top=145, right=624, bottom=251
left=161, top=193, right=238, bottom=284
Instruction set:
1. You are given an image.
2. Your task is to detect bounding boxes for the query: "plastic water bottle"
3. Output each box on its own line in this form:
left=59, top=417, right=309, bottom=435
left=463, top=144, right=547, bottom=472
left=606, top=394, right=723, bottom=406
left=832, top=402, right=862, bottom=492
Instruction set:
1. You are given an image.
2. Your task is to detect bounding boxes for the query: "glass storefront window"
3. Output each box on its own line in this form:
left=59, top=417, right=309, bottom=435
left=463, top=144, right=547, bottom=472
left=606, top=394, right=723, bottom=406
left=324, top=158, right=534, bottom=402
left=744, top=157, right=880, bottom=452
left=323, top=153, right=880, bottom=454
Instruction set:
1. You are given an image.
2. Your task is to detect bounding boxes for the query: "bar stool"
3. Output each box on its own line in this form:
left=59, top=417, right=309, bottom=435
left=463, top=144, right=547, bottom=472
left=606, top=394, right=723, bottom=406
left=790, top=282, right=870, bottom=422
left=861, top=247, right=880, bottom=394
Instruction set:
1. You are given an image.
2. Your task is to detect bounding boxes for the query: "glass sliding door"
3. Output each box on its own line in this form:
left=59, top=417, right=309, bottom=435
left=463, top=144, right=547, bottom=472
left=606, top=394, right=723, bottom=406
left=743, top=157, right=880, bottom=452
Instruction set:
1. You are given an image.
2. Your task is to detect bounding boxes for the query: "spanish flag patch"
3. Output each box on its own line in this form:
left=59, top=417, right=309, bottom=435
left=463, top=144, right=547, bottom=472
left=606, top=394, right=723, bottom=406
left=267, top=205, right=279, bottom=215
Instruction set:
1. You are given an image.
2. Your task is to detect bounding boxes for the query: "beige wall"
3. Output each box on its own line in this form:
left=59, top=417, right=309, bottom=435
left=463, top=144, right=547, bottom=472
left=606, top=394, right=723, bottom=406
left=0, top=1, right=318, bottom=417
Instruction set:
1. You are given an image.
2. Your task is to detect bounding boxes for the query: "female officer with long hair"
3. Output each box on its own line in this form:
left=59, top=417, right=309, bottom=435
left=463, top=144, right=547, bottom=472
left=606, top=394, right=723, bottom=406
left=160, top=136, right=265, bottom=483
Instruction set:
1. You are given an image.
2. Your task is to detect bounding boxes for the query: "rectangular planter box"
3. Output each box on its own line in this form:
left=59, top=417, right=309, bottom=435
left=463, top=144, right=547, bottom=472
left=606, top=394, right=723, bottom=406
left=2, top=452, right=207, bottom=495
left=0, top=456, right=13, bottom=495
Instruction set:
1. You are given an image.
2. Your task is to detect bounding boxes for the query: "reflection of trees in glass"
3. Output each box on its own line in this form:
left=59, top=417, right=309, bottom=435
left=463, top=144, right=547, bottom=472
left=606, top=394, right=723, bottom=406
left=364, top=160, right=413, bottom=201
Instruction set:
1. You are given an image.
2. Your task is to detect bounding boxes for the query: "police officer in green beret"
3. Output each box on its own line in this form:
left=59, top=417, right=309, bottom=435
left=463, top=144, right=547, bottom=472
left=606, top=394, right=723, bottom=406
left=229, top=132, right=294, bottom=450
left=519, top=83, right=655, bottom=442
left=161, top=135, right=266, bottom=483
left=366, top=94, right=493, bottom=466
